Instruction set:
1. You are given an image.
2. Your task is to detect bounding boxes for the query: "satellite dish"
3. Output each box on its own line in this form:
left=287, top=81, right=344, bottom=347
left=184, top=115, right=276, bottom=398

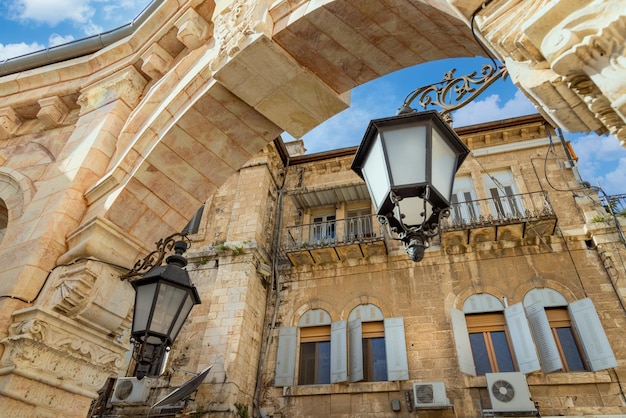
left=151, top=365, right=213, bottom=409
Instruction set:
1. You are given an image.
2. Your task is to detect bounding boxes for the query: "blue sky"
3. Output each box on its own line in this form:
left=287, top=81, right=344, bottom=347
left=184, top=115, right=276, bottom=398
left=1, top=0, right=625, bottom=195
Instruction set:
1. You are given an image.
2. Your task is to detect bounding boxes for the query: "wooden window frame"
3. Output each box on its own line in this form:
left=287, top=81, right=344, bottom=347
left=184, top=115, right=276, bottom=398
left=466, top=313, right=517, bottom=374
left=298, top=326, right=331, bottom=385
left=545, top=308, right=587, bottom=372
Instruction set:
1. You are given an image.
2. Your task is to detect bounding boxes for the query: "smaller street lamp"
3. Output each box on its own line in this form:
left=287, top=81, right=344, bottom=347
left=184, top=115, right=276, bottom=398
left=351, top=110, right=469, bottom=262
left=122, top=235, right=201, bottom=378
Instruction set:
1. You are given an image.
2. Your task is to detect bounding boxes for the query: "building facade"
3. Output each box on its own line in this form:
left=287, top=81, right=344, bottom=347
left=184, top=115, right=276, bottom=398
left=0, top=1, right=625, bottom=417
left=99, top=114, right=626, bottom=417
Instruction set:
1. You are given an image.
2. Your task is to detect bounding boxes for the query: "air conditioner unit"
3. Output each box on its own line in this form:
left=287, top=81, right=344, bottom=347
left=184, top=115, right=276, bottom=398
left=485, top=372, right=536, bottom=414
left=111, top=377, right=154, bottom=404
left=413, top=381, right=451, bottom=409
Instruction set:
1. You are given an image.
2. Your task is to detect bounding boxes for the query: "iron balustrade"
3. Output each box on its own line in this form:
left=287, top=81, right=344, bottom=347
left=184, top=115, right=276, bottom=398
left=285, top=214, right=383, bottom=251
left=442, top=190, right=555, bottom=230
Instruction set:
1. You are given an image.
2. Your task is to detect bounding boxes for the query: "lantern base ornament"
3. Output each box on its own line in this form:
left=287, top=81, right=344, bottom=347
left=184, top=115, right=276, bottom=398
left=378, top=190, right=451, bottom=262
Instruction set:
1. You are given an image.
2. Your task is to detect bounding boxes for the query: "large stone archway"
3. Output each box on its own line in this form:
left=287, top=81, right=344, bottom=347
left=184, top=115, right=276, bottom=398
left=0, top=0, right=623, bottom=416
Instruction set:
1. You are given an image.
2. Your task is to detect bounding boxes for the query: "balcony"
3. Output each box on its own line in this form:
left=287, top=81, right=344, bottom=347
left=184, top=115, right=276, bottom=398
left=283, top=214, right=387, bottom=265
left=441, top=190, right=557, bottom=246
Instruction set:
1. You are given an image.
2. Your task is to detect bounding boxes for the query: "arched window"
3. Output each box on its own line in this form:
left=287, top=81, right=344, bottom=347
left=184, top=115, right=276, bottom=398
left=297, top=309, right=331, bottom=385
left=523, top=289, right=616, bottom=373
left=347, top=304, right=408, bottom=383
left=274, top=305, right=409, bottom=387
left=451, top=294, right=539, bottom=376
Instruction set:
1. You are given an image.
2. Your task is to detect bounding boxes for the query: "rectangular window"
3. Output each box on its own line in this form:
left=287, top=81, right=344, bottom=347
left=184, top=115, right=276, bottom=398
left=298, top=326, right=331, bottom=385
left=466, top=313, right=516, bottom=375
left=546, top=308, right=586, bottom=372
left=483, top=170, right=523, bottom=219
left=311, top=214, right=336, bottom=245
left=346, top=208, right=373, bottom=240
left=362, top=322, right=386, bottom=382
left=450, top=176, right=479, bottom=224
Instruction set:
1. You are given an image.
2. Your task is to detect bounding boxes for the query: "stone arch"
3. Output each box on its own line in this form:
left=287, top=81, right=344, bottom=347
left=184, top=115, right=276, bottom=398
left=85, top=0, right=485, bottom=258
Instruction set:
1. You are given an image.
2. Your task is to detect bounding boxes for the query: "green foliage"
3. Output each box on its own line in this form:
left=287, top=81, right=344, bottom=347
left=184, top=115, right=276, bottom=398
left=192, top=405, right=206, bottom=417
left=232, top=246, right=244, bottom=256
left=234, top=402, right=249, bottom=418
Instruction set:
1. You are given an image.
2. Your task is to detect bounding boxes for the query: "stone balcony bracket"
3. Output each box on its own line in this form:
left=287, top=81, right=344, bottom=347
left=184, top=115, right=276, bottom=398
left=140, top=43, right=175, bottom=80
left=37, top=96, right=71, bottom=128
left=0, top=107, right=22, bottom=139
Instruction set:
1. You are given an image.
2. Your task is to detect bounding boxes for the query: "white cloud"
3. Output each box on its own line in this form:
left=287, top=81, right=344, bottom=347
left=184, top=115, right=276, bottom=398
left=297, top=79, right=402, bottom=154
left=8, top=0, right=94, bottom=26
left=452, top=90, right=537, bottom=127
left=570, top=132, right=626, bottom=195
left=48, top=33, right=74, bottom=47
left=0, top=41, right=45, bottom=60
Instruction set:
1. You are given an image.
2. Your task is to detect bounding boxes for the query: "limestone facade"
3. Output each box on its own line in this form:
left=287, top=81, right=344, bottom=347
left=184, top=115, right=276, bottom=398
left=99, top=114, right=626, bottom=417
left=0, top=1, right=624, bottom=417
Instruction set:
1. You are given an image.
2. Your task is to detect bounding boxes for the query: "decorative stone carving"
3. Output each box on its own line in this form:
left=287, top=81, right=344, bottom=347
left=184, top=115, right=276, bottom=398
left=212, top=0, right=255, bottom=66
left=0, top=307, right=131, bottom=414
left=458, top=0, right=626, bottom=147
left=174, top=7, right=212, bottom=50
left=38, top=258, right=134, bottom=338
left=37, top=96, right=70, bottom=128
left=0, top=107, right=21, bottom=139
left=77, top=66, right=147, bottom=115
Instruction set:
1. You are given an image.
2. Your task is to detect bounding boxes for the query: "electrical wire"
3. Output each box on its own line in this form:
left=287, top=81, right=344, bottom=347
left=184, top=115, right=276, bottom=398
left=470, top=0, right=499, bottom=68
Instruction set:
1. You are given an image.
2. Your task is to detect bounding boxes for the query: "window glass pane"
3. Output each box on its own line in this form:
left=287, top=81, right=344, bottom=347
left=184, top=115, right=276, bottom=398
left=370, top=337, right=388, bottom=381
left=363, top=337, right=388, bottom=382
left=317, top=341, right=331, bottom=384
left=469, top=333, right=492, bottom=375
left=491, top=331, right=515, bottom=372
left=556, top=327, right=586, bottom=371
left=298, top=341, right=331, bottom=385
left=299, top=343, right=316, bottom=385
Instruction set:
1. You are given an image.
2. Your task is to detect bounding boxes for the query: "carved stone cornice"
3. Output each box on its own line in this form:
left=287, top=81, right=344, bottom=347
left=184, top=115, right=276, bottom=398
left=464, top=0, right=626, bottom=145
left=0, top=307, right=130, bottom=398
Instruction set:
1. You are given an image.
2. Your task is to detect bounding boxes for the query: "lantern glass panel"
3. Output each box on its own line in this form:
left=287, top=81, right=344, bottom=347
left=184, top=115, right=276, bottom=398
left=151, top=284, right=187, bottom=336
left=133, top=282, right=157, bottom=333
left=395, top=196, right=433, bottom=228
left=361, top=134, right=390, bottom=212
left=430, top=127, right=458, bottom=203
left=169, top=296, right=195, bottom=341
left=383, top=124, right=427, bottom=187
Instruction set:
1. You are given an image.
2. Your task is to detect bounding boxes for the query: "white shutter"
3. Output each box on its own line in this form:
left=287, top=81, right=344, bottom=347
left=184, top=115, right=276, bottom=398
left=450, top=307, right=476, bottom=376
left=504, top=303, right=540, bottom=373
left=569, top=298, right=617, bottom=371
left=275, top=327, right=297, bottom=386
left=331, top=321, right=348, bottom=383
left=348, top=319, right=364, bottom=382
left=384, top=318, right=409, bottom=381
left=525, top=301, right=562, bottom=373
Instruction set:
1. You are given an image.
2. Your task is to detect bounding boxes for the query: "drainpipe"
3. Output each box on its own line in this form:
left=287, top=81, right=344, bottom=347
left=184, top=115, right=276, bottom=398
left=0, top=0, right=164, bottom=77
left=253, top=142, right=290, bottom=418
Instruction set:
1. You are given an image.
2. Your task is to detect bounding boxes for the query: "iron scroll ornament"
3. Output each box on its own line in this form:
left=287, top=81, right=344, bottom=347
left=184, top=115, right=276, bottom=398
left=396, top=63, right=508, bottom=121
left=120, top=233, right=191, bottom=281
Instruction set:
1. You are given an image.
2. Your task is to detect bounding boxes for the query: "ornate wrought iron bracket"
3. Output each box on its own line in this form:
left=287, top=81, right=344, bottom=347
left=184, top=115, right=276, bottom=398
left=120, top=233, right=191, bottom=281
left=397, top=63, right=508, bottom=122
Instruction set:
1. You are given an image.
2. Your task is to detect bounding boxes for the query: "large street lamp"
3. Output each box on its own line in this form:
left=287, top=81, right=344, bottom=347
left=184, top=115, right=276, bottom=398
left=351, top=110, right=469, bottom=261
left=351, top=64, right=505, bottom=261
left=122, top=234, right=201, bottom=378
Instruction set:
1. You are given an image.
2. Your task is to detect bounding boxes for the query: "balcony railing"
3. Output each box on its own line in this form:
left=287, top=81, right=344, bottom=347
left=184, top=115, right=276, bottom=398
left=442, top=190, right=555, bottom=231
left=285, top=214, right=384, bottom=251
